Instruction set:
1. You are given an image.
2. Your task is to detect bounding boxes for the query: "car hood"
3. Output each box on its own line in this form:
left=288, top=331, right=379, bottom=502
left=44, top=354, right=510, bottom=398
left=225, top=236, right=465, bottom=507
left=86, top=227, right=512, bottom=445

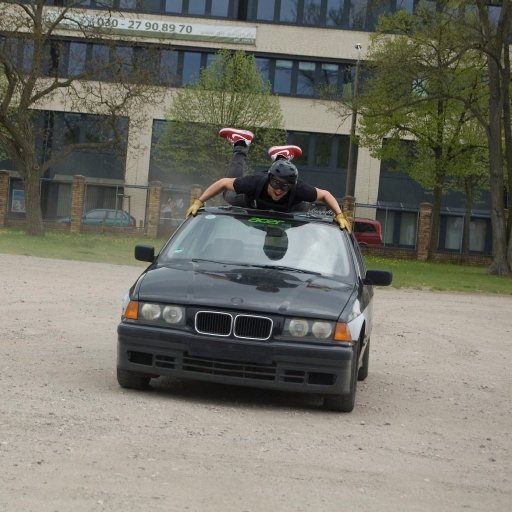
left=134, top=262, right=355, bottom=319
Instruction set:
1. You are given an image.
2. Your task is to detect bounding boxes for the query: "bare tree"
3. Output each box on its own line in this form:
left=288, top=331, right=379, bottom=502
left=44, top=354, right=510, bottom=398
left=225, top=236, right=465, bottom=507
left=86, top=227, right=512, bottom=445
left=0, top=0, right=165, bottom=235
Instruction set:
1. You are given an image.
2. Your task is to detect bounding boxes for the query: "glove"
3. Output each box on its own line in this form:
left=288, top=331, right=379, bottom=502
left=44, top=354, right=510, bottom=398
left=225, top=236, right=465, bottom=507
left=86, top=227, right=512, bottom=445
left=185, top=199, right=204, bottom=218
left=334, top=212, right=352, bottom=233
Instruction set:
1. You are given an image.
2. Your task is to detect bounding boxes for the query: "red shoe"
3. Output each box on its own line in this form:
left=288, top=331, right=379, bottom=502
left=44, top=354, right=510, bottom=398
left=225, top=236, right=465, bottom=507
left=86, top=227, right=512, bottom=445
left=268, top=145, right=302, bottom=161
left=219, top=127, right=254, bottom=146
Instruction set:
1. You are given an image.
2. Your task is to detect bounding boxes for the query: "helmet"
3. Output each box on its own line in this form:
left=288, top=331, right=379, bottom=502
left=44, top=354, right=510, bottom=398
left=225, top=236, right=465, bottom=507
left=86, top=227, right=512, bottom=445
left=268, top=160, right=298, bottom=184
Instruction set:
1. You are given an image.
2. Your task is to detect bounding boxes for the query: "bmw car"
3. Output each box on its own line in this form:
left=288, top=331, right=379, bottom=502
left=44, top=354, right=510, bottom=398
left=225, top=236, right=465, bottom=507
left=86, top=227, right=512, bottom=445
left=117, top=206, right=392, bottom=412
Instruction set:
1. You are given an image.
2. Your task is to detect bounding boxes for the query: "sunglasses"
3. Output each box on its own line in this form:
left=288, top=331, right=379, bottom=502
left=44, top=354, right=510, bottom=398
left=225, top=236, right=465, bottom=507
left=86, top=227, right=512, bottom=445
left=269, top=176, right=294, bottom=191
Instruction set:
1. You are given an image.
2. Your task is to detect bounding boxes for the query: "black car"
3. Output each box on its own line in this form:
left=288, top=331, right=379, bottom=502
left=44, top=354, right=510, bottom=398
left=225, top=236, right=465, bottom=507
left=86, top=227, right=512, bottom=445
left=117, top=206, right=392, bottom=412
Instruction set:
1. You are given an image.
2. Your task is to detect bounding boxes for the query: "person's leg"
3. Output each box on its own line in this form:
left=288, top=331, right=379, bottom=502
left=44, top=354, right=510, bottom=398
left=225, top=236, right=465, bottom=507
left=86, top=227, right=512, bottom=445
left=218, top=128, right=254, bottom=206
left=223, top=143, right=249, bottom=206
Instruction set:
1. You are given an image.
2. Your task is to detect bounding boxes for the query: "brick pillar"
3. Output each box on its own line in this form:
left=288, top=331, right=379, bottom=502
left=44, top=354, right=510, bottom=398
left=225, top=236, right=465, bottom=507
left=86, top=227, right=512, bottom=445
left=0, top=171, right=9, bottom=227
left=70, top=175, right=86, bottom=234
left=417, top=202, right=433, bottom=261
left=146, top=181, right=162, bottom=239
left=342, top=195, right=356, bottom=229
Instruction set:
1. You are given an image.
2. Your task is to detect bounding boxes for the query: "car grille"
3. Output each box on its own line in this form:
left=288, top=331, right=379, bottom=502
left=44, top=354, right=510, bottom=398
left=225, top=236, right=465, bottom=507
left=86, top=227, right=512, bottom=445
left=182, top=355, right=276, bottom=380
left=139, top=353, right=336, bottom=387
left=195, top=311, right=273, bottom=340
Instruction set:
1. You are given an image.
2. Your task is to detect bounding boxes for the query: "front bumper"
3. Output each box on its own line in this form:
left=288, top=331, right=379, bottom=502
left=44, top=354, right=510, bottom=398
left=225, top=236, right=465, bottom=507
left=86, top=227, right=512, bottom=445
left=117, top=322, right=356, bottom=395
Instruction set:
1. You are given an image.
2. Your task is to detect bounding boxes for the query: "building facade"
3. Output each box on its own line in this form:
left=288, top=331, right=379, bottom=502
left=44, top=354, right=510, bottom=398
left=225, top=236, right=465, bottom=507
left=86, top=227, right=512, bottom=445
left=2, top=0, right=493, bottom=254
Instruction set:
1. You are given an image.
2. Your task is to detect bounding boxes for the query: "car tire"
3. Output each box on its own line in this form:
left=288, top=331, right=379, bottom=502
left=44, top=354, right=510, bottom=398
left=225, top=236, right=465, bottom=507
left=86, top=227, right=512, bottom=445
left=117, top=369, right=151, bottom=390
left=358, top=338, right=370, bottom=381
left=323, top=354, right=358, bottom=413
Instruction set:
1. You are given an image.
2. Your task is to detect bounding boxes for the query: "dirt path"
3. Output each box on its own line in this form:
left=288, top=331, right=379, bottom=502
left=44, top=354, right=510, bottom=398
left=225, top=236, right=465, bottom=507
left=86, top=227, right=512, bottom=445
left=1, top=254, right=511, bottom=511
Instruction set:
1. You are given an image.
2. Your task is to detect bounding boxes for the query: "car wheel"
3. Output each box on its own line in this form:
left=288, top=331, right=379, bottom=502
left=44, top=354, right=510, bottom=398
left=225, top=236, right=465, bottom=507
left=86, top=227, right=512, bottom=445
left=117, top=368, right=151, bottom=390
left=358, top=338, right=370, bottom=381
left=323, top=355, right=358, bottom=413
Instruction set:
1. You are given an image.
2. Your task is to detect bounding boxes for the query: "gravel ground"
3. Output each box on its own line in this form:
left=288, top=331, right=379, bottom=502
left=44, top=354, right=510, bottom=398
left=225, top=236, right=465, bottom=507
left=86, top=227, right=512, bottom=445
left=1, top=253, right=511, bottom=512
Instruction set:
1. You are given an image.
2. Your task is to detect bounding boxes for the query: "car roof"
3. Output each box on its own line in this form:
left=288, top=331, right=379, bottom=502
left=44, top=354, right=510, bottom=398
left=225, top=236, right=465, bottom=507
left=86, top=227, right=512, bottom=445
left=199, top=205, right=337, bottom=226
left=354, top=217, right=380, bottom=223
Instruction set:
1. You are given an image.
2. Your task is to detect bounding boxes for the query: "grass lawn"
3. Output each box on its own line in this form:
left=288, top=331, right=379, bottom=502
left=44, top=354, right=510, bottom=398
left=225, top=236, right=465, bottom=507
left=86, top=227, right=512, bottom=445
left=1, top=228, right=511, bottom=295
left=365, top=256, right=512, bottom=295
left=0, top=228, right=167, bottom=267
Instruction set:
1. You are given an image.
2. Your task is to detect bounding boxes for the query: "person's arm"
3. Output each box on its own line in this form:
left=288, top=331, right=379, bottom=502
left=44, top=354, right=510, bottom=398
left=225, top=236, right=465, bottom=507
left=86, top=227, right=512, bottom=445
left=315, top=188, right=352, bottom=232
left=185, top=178, right=236, bottom=217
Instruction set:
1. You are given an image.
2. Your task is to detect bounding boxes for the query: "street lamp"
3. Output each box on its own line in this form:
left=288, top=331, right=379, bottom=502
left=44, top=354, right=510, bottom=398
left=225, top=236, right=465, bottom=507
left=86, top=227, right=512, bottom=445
left=345, top=43, right=362, bottom=198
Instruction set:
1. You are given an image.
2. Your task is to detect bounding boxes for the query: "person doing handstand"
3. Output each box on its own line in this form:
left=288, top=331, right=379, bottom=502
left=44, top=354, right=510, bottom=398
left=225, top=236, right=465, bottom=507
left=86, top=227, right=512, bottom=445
left=185, top=127, right=351, bottom=231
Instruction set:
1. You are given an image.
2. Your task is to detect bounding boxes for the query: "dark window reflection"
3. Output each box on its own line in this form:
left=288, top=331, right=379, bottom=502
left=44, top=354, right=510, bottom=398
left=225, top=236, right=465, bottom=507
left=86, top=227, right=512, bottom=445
left=182, top=51, right=201, bottom=84
left=274, top=59, right=292, bottom=94
left=211, top=0, right=229, bottom=16
left=256, top=0, right=275, bottom=20
left=303, top=0, right=322, bottom=25
left=188, top=0, right=206, bottom=15
left=297, top=61, right=316, bottom=96
left=280, top=0, right=297, bottom=22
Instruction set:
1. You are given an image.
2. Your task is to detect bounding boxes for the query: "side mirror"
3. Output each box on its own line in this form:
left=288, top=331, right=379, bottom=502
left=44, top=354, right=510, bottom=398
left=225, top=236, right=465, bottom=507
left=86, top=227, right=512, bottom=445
left=134, top=245, right=155, bottom=262
left=363, top=269, right=393, bottom=286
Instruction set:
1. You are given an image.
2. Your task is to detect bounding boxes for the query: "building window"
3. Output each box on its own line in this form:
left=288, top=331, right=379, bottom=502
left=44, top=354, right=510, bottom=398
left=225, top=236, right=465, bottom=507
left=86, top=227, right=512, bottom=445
left=297, top=61, right=316, bottom=96
left=255, top=57, right=271, bottom=86
left=256, top=0, right=276, bottom=20
left=469, top=219, right=487, bottom=252
left=188, top=0, right=207, bottom=15
left=139, top=0, right=162, bottom=12
left=279, top=0, right=298, bottom=23
left=287, top=132, right=310, bottom=165
left=160, top=49, right=179, bottom=86
left=119, top=0, right=137, bottom=9
left=399, top=211, right=417, bottom=246
left=274, top=59, right=293, bottom=94
left=303, top=0, right=323, bottom=25
left=67, top=42, right=87, bottom=77
left=326, top=0, right=345, bottom=27
left=114, top=45, right=134, bottom=79
left=181, top=51, right=202, bottom=84
left=336, top=135, right=350, bottom=169
left=211, top=0, right=230, bottom=16
left=314, top=133, right=334, bottom=167
left=89, top=44, right=110, bottom=79
left=164, top=0, right=183, bottom=13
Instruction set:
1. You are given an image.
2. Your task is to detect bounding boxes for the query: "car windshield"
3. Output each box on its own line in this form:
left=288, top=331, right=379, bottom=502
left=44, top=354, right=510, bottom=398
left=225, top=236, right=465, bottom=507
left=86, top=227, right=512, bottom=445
left=158, top=212, right=355, bottom=280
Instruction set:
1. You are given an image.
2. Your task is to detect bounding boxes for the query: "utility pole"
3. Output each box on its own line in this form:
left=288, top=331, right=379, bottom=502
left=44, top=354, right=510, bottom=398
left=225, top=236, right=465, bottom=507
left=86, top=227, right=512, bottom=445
left=345, top=43, right=362, bottom=198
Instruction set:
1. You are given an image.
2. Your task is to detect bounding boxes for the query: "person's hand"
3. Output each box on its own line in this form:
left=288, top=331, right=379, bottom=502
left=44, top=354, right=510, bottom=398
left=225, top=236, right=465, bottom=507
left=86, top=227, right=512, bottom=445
left=334, top=212, right=352, bottom=233
left=185, top=199, right=204, bottom=218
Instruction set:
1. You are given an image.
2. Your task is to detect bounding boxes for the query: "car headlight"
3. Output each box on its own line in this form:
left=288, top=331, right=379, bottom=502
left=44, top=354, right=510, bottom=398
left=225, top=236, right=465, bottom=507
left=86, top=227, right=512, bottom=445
left=311, top=321, right=333, bottom=338
left=162, top=305, right=184, bottom=324
left=123, top=301, right=185, bottom=327
left=288, top=319, right=308, bottom=337
left=141, top=303, right=161, bottom=321
left=284, top=318, right=335, bottom=340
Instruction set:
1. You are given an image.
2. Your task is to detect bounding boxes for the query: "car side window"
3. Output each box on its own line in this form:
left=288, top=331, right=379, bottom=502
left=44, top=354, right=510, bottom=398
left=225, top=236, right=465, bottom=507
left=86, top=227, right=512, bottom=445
left=349, top=234, right=366, bottom=276
left=355, top=221, right=376, bottom=233
left=86, top=210, right=105, bottom=220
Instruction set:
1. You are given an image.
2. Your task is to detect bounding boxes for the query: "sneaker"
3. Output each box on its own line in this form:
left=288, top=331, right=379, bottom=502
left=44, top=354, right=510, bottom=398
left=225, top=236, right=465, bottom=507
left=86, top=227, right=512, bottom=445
left=268, top=145, right=302, bottom=161
left=219, top=127, right=254, bottom=146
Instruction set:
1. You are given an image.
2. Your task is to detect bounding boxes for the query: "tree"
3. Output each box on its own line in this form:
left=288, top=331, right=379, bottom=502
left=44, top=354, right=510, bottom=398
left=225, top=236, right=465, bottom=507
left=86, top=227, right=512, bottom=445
left=465, top=0, right=512, bottom=274
left=0, top=0, right=165, bottom=235
left=354, top=3, right=488, bottom=257
left=155, top=49, right=285, bottom=181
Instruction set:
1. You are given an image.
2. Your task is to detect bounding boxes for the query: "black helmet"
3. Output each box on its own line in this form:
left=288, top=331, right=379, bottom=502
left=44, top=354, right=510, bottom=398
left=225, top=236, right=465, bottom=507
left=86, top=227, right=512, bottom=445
left=268, top=159, right=298, bottom=184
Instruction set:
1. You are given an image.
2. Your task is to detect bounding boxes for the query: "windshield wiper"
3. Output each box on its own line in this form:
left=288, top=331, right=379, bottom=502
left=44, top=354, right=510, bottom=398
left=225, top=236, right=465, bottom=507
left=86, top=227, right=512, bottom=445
left=244, top=263, right=322, bottom=276
left=191, top=259, right=322, bottom=276
left=191, top=258, right=230, bottom=265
